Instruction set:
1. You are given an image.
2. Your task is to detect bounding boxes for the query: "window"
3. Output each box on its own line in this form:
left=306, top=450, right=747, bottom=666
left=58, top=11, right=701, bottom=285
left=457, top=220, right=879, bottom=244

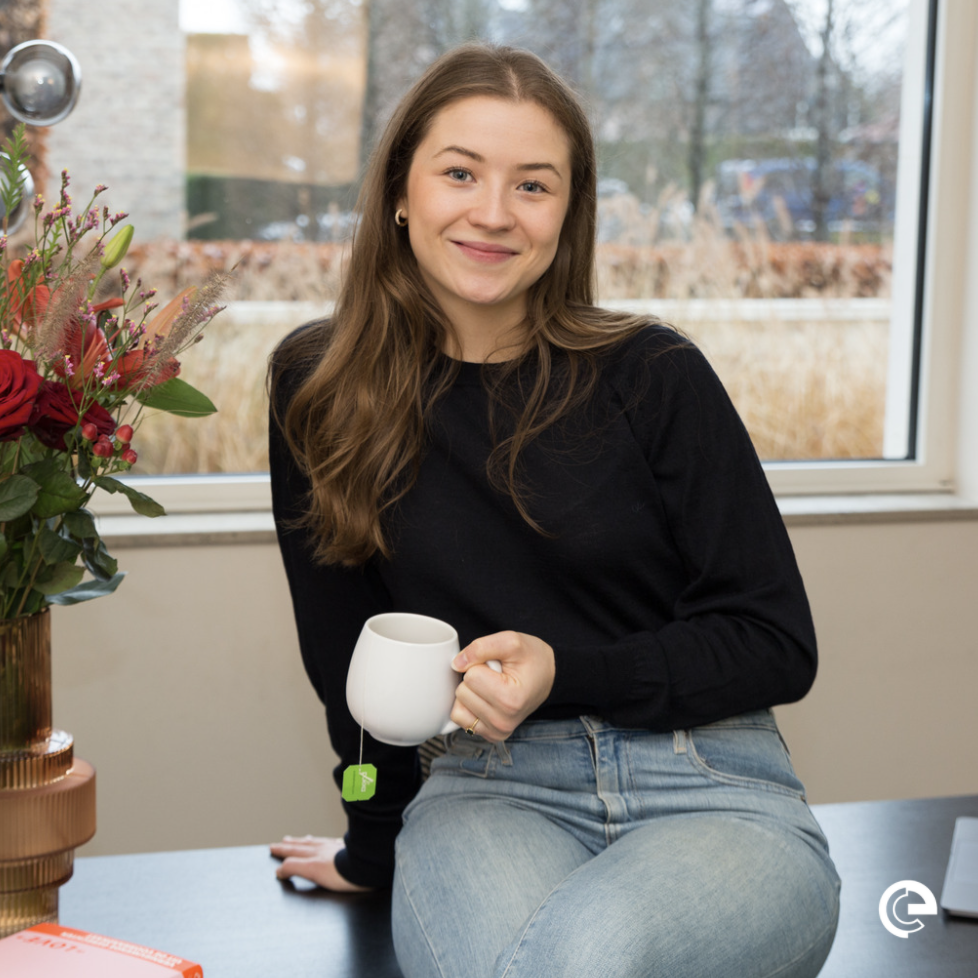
left=38, top=0, right=969, bottom=514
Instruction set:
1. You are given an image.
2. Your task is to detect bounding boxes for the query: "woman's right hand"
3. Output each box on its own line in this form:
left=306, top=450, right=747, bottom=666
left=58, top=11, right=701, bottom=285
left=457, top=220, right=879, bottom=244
left=270, top=835, right=374, bottom=892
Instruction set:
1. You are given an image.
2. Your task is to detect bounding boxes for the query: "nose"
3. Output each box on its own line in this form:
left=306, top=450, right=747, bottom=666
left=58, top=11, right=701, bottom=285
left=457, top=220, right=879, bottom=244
left=468, top=183, right=515, bottom=231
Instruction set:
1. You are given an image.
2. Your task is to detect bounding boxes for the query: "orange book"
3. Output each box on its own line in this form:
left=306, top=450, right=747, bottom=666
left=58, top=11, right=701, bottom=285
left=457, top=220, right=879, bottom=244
left=0, top=923, right=202, bottom=976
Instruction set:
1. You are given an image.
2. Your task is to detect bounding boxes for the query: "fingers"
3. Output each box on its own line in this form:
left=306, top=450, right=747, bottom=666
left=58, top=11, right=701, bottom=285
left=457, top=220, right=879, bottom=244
left=450, top=631, right=556, bottom=741
left=275, top=855, right=327, bottom=884
left=450, top=693, right=505, bottom=742
left=269, top=835, right=329, bottom=858
left=452, top=630, right=520, bottom=672
left=270, top=842, right=319, bottom=859
left=276, top=854, right=371, bottom=892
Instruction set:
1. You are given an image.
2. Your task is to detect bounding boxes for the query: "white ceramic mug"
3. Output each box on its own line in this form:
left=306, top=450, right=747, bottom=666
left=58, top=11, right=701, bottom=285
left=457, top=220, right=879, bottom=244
left=346, top=612, right=499, bottom=747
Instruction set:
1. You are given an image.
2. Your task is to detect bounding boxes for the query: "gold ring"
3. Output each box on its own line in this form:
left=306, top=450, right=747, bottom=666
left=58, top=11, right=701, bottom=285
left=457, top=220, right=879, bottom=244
left=465, top=717, right=481, bottom=736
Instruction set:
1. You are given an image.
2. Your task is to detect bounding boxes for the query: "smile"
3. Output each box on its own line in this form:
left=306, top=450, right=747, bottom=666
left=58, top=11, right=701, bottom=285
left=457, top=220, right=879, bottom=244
left=452, top=240, right=519, bottom=264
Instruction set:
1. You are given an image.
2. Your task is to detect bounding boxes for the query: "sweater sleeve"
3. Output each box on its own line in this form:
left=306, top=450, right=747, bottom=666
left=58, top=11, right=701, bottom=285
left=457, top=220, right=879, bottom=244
left=268, top=346, right=419, bottom=888
left=546, top=329, right=818, bottom=731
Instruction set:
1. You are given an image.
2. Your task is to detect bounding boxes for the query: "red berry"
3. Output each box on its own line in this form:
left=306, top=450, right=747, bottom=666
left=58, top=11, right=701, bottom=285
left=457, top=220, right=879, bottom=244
left=121, top=448, right=138, bottom=465
left=81, top=423, right=98, bottom=441
left=117, top=424, right=134, bottom=442
left=92, top=440, right=113, bottom=458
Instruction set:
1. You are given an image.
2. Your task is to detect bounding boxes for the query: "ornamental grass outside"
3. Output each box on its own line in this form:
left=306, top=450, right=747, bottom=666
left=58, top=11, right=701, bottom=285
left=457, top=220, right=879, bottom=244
left=0, top=125, right=224, bottom=937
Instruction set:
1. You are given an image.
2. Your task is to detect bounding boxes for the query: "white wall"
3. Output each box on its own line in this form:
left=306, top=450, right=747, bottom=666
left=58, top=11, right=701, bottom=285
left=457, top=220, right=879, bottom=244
left=776, top=518, right=978, bottom=804
left=45, top=0, right=186, bottom=240
left=52, top=539, right=345, bottom=858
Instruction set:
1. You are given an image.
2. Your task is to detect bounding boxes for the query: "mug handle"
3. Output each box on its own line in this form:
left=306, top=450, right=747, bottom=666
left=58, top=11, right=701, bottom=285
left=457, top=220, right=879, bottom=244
left=440, top=660, right=503, bottom=735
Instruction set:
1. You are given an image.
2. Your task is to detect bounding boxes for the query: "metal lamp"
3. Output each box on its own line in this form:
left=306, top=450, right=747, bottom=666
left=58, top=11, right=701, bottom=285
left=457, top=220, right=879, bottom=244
left=0, top=40, right=81, bottom=232
left=0, top=39, right=81, bottom=126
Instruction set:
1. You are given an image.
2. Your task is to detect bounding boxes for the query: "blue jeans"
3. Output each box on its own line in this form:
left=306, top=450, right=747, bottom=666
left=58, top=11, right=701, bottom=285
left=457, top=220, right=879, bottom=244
left=392, top=710, right=840, bottom=978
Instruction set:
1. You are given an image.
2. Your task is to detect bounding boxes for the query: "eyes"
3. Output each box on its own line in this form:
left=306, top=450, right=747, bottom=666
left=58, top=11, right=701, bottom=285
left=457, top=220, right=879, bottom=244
left=444, top=167, right=549, bottom=195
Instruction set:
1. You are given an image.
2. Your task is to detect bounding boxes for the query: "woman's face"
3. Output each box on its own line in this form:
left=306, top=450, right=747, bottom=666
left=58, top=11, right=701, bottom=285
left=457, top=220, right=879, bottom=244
left=397, top=95, right=572, bottom=346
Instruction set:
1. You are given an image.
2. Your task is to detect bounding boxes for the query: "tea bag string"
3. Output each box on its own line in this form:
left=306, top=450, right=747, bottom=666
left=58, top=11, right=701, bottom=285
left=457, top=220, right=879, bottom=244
left=341, top=641, right=377, bottom=802
left=358, top=642, right=368, bottom=767
left=357, top=707, right=365, bottom=768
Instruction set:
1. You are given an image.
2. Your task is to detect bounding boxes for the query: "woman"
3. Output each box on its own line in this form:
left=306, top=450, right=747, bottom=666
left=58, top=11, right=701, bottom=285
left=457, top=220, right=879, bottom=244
left=268, top=43, right=840, bottom=978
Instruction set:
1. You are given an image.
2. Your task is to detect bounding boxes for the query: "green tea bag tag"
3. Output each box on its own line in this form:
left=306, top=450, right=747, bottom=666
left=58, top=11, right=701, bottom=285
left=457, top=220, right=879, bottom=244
left=342, top=763, right=377, bottom=802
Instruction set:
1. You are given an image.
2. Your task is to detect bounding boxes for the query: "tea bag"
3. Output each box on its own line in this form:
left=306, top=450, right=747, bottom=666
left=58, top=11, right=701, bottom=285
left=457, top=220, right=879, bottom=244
left=342, top=717, right=377, bottom=801
left=342, top=763, right=377, bottom=801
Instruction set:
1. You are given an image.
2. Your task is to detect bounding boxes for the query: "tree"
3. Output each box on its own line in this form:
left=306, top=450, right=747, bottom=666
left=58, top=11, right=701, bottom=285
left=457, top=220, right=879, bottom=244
left=812, top=0, right=836, bottom=241
left=786, top=0, right=907, bottom=240
left=688, top=0, right=714, bottom=212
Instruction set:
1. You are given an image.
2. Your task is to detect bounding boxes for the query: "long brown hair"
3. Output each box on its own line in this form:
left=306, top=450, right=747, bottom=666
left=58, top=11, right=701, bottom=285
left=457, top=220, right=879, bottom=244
left=270, top=43, right=655, bottom=566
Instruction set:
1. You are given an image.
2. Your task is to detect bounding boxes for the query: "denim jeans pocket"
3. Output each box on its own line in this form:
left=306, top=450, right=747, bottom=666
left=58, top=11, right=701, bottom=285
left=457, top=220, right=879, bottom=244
left=430, top=729, right=496, bottom=779
left=684, top=710, right=807, bottom=800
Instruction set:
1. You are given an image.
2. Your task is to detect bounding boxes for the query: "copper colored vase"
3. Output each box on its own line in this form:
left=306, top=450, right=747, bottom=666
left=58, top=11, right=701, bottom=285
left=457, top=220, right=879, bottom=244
left=0, top=609, right=96, bottom=937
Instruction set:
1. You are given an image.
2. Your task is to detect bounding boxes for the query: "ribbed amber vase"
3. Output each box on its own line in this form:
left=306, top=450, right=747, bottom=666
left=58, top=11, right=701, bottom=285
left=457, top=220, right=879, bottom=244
left=0, top=610, right=96, bottom=938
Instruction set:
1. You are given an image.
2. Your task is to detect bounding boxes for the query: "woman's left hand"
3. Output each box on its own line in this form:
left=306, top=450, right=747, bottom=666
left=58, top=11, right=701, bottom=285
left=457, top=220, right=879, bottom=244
left=270, top=835, right=374, bottom=892
left=450, top=631, right=555, bottom=742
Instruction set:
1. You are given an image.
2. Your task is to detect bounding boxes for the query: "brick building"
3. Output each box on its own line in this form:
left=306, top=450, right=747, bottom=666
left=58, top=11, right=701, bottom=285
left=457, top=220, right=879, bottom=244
left=43, top=0, right=185, bottom=240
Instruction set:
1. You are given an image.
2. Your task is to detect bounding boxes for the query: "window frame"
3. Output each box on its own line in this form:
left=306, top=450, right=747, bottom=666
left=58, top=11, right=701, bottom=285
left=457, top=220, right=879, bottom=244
left=92, top=0, right=976, bottom=519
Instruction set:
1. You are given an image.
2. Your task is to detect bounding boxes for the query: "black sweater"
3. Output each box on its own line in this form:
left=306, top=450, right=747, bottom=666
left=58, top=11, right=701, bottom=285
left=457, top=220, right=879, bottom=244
left=269, top=322, right=817, bottom=888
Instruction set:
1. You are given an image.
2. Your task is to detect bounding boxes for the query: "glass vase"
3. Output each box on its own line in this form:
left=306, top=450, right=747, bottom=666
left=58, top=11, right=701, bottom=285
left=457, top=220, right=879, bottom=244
left=0, top=609, right=96, bottom=938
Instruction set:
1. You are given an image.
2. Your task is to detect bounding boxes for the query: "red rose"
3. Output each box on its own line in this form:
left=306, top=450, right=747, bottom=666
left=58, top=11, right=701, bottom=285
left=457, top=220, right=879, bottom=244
left=0, top=349, right=43, bottom=441
left=28, top=380, right=116, bottom=451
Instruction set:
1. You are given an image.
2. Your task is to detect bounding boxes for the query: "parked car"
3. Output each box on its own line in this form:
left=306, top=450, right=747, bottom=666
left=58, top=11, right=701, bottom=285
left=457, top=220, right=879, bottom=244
left=255, top=210, right=356, bottom=243
left=714, top=157, right=892, bottom=238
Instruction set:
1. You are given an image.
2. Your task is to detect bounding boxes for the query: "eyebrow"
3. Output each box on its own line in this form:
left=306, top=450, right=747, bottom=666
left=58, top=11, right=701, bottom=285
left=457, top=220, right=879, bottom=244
left=434, top=145, right=564, bottom=180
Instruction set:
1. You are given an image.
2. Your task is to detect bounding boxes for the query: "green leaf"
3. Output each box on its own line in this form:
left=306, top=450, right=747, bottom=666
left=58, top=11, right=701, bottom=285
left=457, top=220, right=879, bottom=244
left=22, top=457, right=60, bottom=479
left=32, top=561, right=85, bottom=596
left=135, top=378, right=217, bottom=418
left=93, top=476, right=166, bottom=517
left=47, top=571, right=126, bottom=605
left=82, top=537, right=118, bottom=581
left=3, top=513, right=32, bottom=541
left=0, top=474, right=40, bottom=522
left=62, top=509, right=99, bottom=540
left=25, top=463, right=87, bottom=519
left=38, top=523, right=82, bottom=565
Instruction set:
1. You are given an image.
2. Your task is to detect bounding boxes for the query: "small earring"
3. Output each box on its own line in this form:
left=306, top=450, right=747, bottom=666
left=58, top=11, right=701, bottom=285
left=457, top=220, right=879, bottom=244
left=395, top=208, right=408, bottom=227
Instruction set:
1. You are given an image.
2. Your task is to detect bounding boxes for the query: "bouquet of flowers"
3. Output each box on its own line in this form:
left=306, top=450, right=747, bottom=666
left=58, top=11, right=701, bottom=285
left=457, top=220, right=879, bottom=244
left=0, top=125, right=224, bottom=620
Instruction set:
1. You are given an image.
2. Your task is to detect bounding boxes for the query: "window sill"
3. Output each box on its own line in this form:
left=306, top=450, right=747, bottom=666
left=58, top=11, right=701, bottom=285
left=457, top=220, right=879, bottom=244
left=778, top=492, right=978, bottom=526
left=95, top=511, right=277, bottom=548
left=91, top=492, right=978, bottom=549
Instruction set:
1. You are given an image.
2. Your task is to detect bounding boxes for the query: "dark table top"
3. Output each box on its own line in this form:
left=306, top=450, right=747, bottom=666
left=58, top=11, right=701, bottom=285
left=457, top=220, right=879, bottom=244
left=813, top=794, right=978, bottom=978
left=62, top=846, right=398, bottom=978
left=60, top=794, right=978, bottom=978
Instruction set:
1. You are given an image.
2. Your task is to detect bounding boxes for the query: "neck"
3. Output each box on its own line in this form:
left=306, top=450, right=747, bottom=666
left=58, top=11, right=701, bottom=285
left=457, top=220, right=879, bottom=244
left=442, top=312, right=528, bottom=364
